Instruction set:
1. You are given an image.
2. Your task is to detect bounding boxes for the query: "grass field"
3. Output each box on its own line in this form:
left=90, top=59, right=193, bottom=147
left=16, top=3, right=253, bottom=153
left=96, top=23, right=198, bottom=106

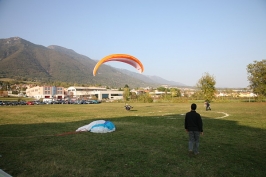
left=0, top=102, right=265, bottom=177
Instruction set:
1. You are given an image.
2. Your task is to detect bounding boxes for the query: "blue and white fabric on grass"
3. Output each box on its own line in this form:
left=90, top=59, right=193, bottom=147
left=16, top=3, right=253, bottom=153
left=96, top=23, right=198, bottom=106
left=76, top=120, right=116, bottom=133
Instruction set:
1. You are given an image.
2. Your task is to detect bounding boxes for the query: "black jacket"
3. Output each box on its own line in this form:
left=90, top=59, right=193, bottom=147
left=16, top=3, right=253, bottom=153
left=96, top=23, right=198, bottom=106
left=185, top=110, right=203, bottom=132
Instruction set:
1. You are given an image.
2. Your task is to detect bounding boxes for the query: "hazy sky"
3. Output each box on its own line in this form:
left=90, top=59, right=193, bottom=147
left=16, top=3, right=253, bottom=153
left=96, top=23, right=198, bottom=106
left=0, top=0, right=265, bottom=88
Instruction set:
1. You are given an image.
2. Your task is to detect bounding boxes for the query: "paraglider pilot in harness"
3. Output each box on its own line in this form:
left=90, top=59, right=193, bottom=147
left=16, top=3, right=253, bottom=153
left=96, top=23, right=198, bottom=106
left=125, top=104, right=133, bottom=111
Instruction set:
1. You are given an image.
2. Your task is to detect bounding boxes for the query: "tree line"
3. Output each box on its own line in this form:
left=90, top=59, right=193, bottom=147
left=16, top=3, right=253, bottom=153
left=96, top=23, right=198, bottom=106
left=122, top=59, right=266, bottom=102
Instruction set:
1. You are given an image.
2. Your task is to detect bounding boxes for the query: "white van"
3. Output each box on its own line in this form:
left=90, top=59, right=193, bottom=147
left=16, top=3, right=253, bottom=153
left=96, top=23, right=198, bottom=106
left=43, top=98, right=53, bottom=104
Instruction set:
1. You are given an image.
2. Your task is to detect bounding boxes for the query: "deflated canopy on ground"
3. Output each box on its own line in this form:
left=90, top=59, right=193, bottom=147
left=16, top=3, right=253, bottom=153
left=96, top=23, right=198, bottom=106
left=76, top=120, right=116, bottom=133
left=93, top=54, right=144, bottom=76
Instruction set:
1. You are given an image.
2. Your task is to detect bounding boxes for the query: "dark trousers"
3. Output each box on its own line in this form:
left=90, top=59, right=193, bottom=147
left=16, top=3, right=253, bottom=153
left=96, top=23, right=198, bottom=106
left=188, top=131, right=200, bottom=154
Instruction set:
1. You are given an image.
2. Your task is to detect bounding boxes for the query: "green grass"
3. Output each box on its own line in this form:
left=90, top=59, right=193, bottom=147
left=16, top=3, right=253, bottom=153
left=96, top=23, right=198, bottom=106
left=0, top=102, right=266, bottom=177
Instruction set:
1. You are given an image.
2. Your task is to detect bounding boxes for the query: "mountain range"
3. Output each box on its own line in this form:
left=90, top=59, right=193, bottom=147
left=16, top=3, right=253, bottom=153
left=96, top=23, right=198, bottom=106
left=0, top=37, right=186, bottom=88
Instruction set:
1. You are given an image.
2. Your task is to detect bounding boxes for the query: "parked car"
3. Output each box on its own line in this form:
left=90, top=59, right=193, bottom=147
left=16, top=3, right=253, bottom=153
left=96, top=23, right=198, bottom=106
left=81, top=100, right=88, bottom=104
left=33, top=101, right=41, bottom=105
left=26, top=101, right=34, bottom=105
left=65, top=100, right=75, bottom=104
left=4, top=101, right=12, bottom=106
left=0, top=101, right=6, bottom=106
left=87, top=100, right=100, bottom=104
left=18, top=101, right=27, bottom=105
left=9, top=101, right=19, bottom=106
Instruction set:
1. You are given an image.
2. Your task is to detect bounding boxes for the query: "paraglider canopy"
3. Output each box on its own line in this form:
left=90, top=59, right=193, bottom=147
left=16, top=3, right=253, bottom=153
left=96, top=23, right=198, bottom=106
left=93, top=54, right=144, bottom=76
left=76, top=120, right=116, bottom=133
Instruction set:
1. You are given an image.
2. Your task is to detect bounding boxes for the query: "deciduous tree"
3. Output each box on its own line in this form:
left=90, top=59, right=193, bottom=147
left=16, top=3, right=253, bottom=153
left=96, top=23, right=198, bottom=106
left=196, top=72, right=216, bottom=101
left=170, top=88, right=181, bottom=97
left=123, top=85, right=130, bottom=102
left=247, top=60, right=266, bottom=99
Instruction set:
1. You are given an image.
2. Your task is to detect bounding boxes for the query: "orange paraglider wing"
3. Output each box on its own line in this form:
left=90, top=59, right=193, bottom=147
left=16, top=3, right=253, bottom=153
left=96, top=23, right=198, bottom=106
left=93, top=54, right=144, bottom=76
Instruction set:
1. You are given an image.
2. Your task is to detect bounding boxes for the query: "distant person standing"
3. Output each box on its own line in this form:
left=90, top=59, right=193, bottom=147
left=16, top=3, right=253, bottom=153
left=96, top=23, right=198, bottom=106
left=206, top=101, right=211, bottom=111
left=185, top=103, right=203, bottom=156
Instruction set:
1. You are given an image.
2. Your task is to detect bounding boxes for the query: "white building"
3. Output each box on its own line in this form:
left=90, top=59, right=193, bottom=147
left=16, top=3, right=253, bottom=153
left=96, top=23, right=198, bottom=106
left=67, top=86, right=123, bottom=100
left=26, top=86, right=64, bottom=100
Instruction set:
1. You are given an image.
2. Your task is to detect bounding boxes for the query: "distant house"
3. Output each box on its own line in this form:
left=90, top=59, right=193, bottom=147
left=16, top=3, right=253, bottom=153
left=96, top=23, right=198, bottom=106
left=130, top=89, right=147, bottom=95
left=0, top=91, right=8, bottom=97
left=238, top=92, right=257, bottom=98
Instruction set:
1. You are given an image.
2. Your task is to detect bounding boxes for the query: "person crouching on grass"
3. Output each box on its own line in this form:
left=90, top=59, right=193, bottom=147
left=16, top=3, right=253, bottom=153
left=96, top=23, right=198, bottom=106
left=185, top=103, right=203, bottom=156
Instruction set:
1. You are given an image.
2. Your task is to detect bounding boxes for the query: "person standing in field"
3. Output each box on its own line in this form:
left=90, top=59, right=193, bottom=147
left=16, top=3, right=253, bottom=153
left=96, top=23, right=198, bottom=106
left=185, top=103, right=203, bottom=156
left=205, top=101, right=211, bottom=111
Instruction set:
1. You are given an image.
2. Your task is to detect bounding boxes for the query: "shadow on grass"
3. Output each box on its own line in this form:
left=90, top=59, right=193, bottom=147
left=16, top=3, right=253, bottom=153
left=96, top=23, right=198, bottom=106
left=0, top=114, right=266, bottom=177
